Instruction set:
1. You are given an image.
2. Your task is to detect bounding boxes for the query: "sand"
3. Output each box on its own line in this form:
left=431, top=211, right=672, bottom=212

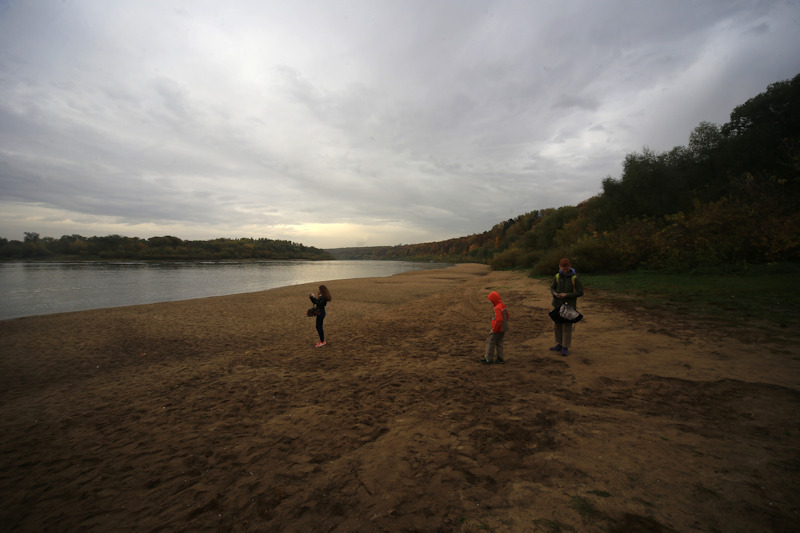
left=0, top=263, right=798, bottom=532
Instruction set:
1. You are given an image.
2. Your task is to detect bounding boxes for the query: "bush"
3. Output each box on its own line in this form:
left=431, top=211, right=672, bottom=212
left=646, top=197, right=800, bottom=269
left=490, top=247, right=522, bottom=270
left=568, top=237, right=627, bottom=273
left=531, top=249, right=570, bottom=275
left=520, top=249, right=543, bottom=268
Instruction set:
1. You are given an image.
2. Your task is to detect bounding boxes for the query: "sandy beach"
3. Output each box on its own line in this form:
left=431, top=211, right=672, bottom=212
left=1, top=263, right=798, bottom=532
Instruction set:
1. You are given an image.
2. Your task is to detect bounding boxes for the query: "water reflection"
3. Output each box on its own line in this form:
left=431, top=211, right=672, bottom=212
left=0, top=260, right=450, bottom=320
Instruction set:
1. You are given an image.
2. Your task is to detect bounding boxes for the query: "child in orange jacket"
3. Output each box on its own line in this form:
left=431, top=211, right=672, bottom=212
left=480, top=291, right=509, bottom=364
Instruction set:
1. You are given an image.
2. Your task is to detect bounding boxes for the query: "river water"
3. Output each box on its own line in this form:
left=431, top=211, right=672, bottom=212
left=0, top=260, right=451, bottom=320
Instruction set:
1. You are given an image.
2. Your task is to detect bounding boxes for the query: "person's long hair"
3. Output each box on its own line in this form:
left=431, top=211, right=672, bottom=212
left=319, top=285, right=332, bottom=301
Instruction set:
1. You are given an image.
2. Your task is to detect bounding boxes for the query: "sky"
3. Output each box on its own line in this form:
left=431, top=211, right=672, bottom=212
left=1, top=1, right=798, bottom=249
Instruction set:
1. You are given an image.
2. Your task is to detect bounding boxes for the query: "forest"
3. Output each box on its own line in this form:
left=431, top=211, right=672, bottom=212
left=330, top=73, right=800, bottom=273
left=0, top=234, right=333, bottom=261
left=3, top=73, right=797, bottom=271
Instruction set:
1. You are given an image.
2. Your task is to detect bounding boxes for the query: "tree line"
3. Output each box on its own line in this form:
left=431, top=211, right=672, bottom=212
left=4, top=73, right=797, bottom=271
left=0, top=234, right=334, bottom=261
left=332, top=73, right=800, bottom=273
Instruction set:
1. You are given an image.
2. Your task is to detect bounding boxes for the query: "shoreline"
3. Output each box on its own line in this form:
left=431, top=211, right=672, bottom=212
left=0, top=260, right=456, bottom=322
left=1, top=264, right=797, bottom=531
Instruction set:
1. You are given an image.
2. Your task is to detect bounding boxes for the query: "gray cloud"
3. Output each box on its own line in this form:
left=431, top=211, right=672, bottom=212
left=1, top=0, right=798, bottom=248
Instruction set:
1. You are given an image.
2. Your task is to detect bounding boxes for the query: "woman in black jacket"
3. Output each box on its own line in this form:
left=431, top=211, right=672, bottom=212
left=309, top=284, right=332, bottom=347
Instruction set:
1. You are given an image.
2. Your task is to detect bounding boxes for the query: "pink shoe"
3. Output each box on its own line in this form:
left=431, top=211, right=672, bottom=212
left=315, top=341, right=327, bottom=348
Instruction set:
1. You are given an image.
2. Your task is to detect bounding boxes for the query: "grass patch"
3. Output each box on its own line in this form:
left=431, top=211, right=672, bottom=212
left=541, top=262, right=800, bottom=343
left=569, top=495, right=603, bottom=522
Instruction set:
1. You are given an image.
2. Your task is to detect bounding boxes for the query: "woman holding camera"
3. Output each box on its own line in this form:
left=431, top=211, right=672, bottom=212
left=309, top=284, right=332, bottom=347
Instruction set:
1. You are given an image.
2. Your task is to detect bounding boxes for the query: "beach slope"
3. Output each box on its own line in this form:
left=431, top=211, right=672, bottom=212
left=1, top=264, right=798, bottom=531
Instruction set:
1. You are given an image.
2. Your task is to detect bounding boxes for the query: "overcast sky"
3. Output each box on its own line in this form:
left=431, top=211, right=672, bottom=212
left=1, top=1, right=798, bottom=248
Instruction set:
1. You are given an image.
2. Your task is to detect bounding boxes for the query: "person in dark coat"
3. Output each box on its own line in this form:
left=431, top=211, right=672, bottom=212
left=549, top=258, right=583, bottom=357
left=309, top=284, right=332, bottom=347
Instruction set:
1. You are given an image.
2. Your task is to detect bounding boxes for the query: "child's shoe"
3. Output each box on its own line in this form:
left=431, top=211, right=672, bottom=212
left=549, top=344, right=563, bottom=351
left=315, top=341, right=327, bottom=348
left=561, top=347, right=569, bottom=356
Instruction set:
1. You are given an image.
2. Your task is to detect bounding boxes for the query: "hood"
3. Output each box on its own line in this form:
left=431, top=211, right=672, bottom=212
left=558, top=268, right=577, bottom=277
left=488, top=291, right=503, bottom=305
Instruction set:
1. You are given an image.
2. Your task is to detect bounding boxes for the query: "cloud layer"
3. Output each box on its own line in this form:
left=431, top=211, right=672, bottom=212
left=1, top=0, right=798, bottom=247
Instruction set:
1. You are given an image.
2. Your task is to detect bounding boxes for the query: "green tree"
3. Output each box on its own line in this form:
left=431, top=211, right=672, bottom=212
left=721, top=72, right=800, bottom=203
left=688, top=121, right=722, bottom=162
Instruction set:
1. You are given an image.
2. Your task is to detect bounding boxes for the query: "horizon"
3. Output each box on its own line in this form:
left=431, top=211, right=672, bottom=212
left=2, top=1, right=798, bottom=248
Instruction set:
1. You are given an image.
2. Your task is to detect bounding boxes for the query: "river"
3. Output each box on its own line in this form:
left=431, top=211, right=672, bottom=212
left=0, top=260, right=451, bottom=320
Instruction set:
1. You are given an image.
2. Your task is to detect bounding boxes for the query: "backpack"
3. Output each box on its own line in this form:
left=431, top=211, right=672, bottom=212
left=555, top=272, right=576, bottom=292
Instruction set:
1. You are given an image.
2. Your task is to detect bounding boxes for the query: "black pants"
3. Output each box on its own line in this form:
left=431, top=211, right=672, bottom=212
left=315, top=312, right=326, bottom=342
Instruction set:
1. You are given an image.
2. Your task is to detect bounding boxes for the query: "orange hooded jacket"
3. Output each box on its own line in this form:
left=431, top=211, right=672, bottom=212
left=488, top=291, right=509, bottom=333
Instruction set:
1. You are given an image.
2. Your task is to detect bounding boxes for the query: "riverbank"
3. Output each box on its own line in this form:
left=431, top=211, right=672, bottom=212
left=1, top=263, right=797, bottom=531
left=0, top=259, right=451, bottom=320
